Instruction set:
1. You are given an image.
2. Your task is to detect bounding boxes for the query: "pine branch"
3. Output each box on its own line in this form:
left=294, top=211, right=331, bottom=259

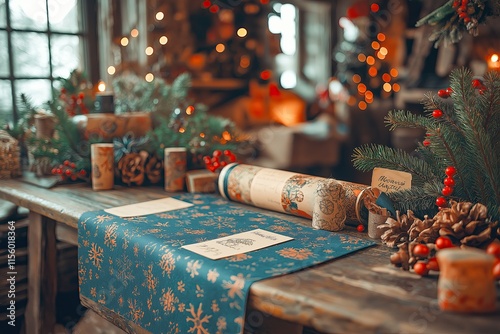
left=450, top=68, right=500, bottom=207
left=386, top=184, right=440, bottom=218
left=384, top=110, right=435, bottom=131
left=352, top=144, right=439, bottom=187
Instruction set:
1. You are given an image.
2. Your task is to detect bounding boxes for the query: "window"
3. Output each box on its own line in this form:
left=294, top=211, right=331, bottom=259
left=0, top=0, right=97, bottom=124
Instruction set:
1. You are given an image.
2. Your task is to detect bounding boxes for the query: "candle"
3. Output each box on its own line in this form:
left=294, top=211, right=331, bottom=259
left=164, top=147, right=187, bottom=192
left=91, top=143, right=114, bottom=191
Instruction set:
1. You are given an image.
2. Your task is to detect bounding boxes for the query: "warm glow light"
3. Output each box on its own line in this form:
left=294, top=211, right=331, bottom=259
left=352, top=74, right=361, bottom=83
left=365, top=91, right=374, bottom=100
left=368, top=67, right=378, bottom=77
left=260, top=70, right=272, bottom=81
left=357, top=83, right=367, bottom=94
left=237, top=28, right=248, bottom=37
left=120, top=37, right=129, bottom=46
left=159, top=36, right=168, bottom=45
left=371, top=3, right=380, bottom=12
left=348, top=96, right=357, bottom=106
left=371, top=41, right=380, bottom=50
left=97, top=81, right=106, bottom=92
left=393, top=83, right=401, bottom=92
left=280, top=70, right=297, bottom=89
left=186, top=105, right=195, bottom=115
left=222, top=131, right=232, bottom=141
left=131, top=29, right=139, bottom=38
left=358, top=54, right=366, bottom=62
left=382, top=73, right=391, bottom=82
left=145, top=73, right=154, bottom=82
left=240, top=55, right=251, bottom=68
left=390, top=68, right=399, bottom=77
left=107, top=66, right=116, bottom=75
left=379, top=47, right=388, bottom=56
left=145, top=47, right=154, bottom=55
left=491, top=54, right=499, bottom=62
left=358, top=101, right=367, bottom=110
left=202, top=1, right=211, bottom=9
left=366, top=56, right=375, bottom=65
left=179, top=127, right=185, bottom=133
left=377, top=33, right=386, bottom=41
left=383, top=83, right=392, bottom=92
left=156, top=12, right=164, bottom=20
left=200, top=132, right=205, bottom=138
left=215, top=43, right=225, bottom=53
left=377, top=52, right=386, bottom=60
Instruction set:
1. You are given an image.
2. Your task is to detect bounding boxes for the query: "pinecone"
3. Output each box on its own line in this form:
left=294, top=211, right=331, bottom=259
left=144, top=153, right=162, bottom=184
left=389, top=242, right=410, bottom=270
left=117, top=152, right=146, bottom=186
left=378, top=210, right=414, bottom=248
left=408, top=214, right=436, bottom=242
left=434, top=201, right=498, bottom=248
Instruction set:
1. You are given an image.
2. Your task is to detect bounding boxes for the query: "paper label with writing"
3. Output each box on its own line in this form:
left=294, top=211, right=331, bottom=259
left=371, top=167, right=412, bottom=193
left=182, top=229, right=294, bottom=260
left=104, top=197, right=193, bottom=217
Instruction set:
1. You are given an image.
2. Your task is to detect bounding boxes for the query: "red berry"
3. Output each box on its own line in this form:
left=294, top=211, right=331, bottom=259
left=203, top=156, right=211, bottom=164
left=445, top=166, right=456, bottom=176
left=65, top=169, right=72, bottom=176
left=56, top=168, right=62, bottom=175
left=443, top=177, right=455, bottom=187
left=70, top=175, right=78, bottom=181
left=432, top=109, right=443, bottom=118
left=446, top=87, right=453, bottom=94
left=413, top=244, right=430, bottom=257
left=458, top=12, right=467, bottom=19
left=479, top=88, right=486, bottom=95
left=413, top=261, right=429, bottom=276
left=436, top=196, right=447, bottom=207
left=79, top=170, right=87, bottom=176
left=51, top=168, right=57, bottom=175
left=464, top=17, right=471, bottom=23
left=64, top=160, right=70, bottom=166
left=70, top=162, right=76, bottom=169
left=356, top=224, right=365, bottom=232
left=211, top=157, right=219, bottom=163
left=486, top=242, right=500, bottom=259
left=220, top=161, right=227, bottom=167
left=493, top=259, right=500, bottom=280
left=228, top=155, right=237, bottom=162
left=427, top=257, right=440, bottom=271
left=423, top=139, right=431, bottom=147
left=212, top=150, right=222, bottom=157
left=442, top=186, right=453, bottom=196
left=212, top=161, right=220, bottom=169
left=435, top=236, right=453, bottom=250
left=437, top=89, right=449, bottom=98
left=472, top=79, right=482, bottom=88
left=223, top=149, right=233, bottom=156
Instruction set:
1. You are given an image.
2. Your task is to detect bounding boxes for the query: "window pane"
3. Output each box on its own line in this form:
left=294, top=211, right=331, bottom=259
left=51, top=34, right=81, bottom=78
left=49, top=0, right=80, bottom=33
left=10, top=0, right=48, bottom=31
left=12, top=32, right=50, bottom=77
left=0, top=0, right=6, bottom=29
left=0, top=31, right=9, bottom=76
left=0, top=80, right=13, bottom=123
left=15, top=79, right=52, bottom=110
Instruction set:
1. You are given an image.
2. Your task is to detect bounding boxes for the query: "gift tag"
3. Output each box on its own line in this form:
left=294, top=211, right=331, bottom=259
left=371, top=167, right=412, bottom=193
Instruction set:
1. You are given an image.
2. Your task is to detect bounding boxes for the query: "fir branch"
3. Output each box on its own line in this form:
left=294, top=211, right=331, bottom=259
left=384, top=110, right=435, bottom=131
left=352, top=144, right=439, bottom=187
left=387, top=185, right=440, bottom=218
left=450, top=68, right=500, bottom=207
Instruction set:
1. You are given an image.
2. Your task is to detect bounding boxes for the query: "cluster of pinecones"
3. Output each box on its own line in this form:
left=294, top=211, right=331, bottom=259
left=378, top=201, right=499, bottom=270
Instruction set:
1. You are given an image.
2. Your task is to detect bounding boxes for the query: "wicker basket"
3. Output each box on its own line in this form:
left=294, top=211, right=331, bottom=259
left=0, top=130, right=21, bottom=179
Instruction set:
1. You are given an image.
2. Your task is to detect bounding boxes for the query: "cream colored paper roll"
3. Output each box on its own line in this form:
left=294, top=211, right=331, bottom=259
left=219, top=163, right=367, bottom=224
left=164, top=147, right=186, bottom=192
left=91, top=143, right=114, bottom=191
left=312, top=179, right=347, bottom=231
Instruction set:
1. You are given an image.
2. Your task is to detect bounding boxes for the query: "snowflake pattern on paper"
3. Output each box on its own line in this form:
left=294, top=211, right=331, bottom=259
left=78, top=194, right=374, bottom=334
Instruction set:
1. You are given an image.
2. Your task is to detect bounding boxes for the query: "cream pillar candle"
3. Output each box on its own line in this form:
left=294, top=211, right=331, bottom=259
left=91, top=143, right=114, bottom=191
left=164, top=147, right=187, bottom=192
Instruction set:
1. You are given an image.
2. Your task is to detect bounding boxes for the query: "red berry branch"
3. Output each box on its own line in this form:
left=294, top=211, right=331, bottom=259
left=51, top=160, right=88, bottom=181
left=203, top=149, right=237, bottom=173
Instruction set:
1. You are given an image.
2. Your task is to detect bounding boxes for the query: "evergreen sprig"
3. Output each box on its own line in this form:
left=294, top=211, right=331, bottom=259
left=352, top=68, right=500, bottom=220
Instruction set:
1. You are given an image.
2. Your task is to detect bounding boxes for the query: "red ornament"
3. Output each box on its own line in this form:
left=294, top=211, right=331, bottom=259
left=437, top=89, right=450, bottom=98
left=442, top=186, right=453, bottom=196
left=432, top=109, right=443, bottom=118
left=472, top=79, right=483, bottom=88
left=436, top=196, right=447, bottom=207
left=356, top=224, right=365, bottom=232
left=423, top=139, right=431, bottom=147
left=443, top=177, right=456, bottom=187
left=413, top=244, right=430, bottom=257
left=445, top=166, right=457, bottom=176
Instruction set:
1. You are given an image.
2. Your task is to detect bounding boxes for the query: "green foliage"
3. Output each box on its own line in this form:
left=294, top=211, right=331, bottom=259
left=353, top=68, right=500, bottom=220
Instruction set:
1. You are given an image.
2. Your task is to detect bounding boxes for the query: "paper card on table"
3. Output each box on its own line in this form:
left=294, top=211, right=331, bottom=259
left=182, top=228, right=294, bottom=260
left=104, top=197, right=193, bottom=217
left=371, top=167, right=412, bottom=193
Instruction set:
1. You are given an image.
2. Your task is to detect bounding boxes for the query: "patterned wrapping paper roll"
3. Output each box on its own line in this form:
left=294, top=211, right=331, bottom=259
left=164, top=147, right=187, bottom=192
left=313, top=179, right=347, bottom=231
left=218, top=163, right=367, bottom=226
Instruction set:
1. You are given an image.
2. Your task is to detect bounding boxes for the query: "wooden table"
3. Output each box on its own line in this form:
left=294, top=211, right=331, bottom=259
left=0, top=179, right=499, bottom=333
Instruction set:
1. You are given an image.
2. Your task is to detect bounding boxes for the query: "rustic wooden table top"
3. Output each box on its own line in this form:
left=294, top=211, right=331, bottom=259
left=1, top=178, right=499, bottom=333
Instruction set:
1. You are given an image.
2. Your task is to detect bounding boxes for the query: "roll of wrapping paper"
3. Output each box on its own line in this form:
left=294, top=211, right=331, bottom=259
left=218, top=163, right=368, bottom=226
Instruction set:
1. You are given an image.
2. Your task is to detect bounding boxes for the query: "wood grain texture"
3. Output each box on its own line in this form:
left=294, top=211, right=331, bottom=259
left=1, top=179, right=499, bottom=334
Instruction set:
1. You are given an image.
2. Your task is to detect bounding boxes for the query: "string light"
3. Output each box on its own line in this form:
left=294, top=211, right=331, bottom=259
left=120, top=37, right=129, bottom=46
left=371, top=41, right=380, bottom=50
left=368, top=67, right=378, bottom=77
left=352, top=74, right=361, bottom=83
left=215, top=43, right=225, bottom=53
left=186, top=105, right=195, bottom=115
left=370, top=3, right=380, bottom=12
left=390, top=68, right=399, bottom=77
left=237, top=28, right=248, bottom=37
left=107, top=66, right=116, bottom=75
left=383, top=83, right=392, bottom=92
left=357, top=83, right=367, bottom=94
left=358, top=101, right=367, bottom=110
left=130, top=29, right=139, bottom=38
left=145, top=46, right=154, bottom=55
left=382, top=73, right=391, bottom=82
left=97, top=81, right=106, bottom=92
left=358, top=53, right=366, bottom=62
left=155, top=12, right=164, bottom=21
left=377, top=33, right=386, bottom=41
left=366, top=56, right=375, bottom=65
left=393, top=83, right=401, bottom=92
left=145, top=73, right=154, bottom=82
left=159, top=36, right=168, bottom=45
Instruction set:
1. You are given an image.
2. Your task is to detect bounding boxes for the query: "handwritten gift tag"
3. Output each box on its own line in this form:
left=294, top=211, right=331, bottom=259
left=371, top=167, right=412, bottom=193
left=182, top=229, right=293, bottom=260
